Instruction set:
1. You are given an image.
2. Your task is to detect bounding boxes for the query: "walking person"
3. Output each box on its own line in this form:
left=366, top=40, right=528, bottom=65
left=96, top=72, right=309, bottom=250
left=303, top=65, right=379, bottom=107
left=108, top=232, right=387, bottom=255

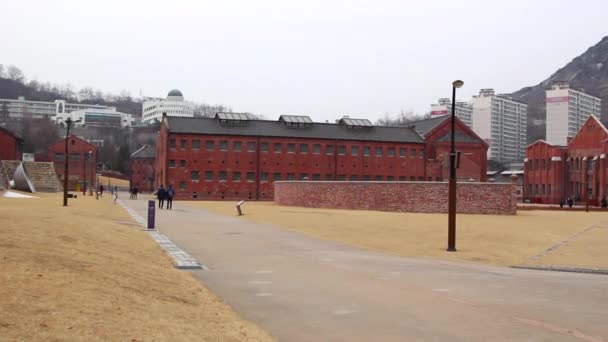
left=559, top=199, right=565, bottom=208
left=133, top=186, right=139, bottom=200
left=156, top=184, right=166, bottom=209
left=166, top=185, right=175, bottom=210
left=567, top=197, right=574, bottom=208
left=99, top=185, right=104, bottom=198
left=601, top=196, right=607, bottom=209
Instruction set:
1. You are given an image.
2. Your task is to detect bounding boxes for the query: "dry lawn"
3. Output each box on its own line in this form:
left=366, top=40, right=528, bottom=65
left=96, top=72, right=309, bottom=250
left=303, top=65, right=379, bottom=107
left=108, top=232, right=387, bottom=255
left=186, top=201, right=608, bottom=268
left=0, top=194, right=273, bottom=341
left=98, top=176, right=130, bottom=188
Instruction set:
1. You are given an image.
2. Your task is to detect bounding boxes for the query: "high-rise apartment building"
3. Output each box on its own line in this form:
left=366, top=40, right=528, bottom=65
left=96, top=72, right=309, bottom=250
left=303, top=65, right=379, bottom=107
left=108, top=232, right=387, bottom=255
left=430, top=98, right=473, bottom=127
left=545, top=81, right=602, bottom=146
left=472, top=89, right=527, bottom=162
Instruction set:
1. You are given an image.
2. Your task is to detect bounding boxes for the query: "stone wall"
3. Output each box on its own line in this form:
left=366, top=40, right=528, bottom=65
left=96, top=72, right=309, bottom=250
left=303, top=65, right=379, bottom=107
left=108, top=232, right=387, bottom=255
left=274, top=181, right=517, bottom=215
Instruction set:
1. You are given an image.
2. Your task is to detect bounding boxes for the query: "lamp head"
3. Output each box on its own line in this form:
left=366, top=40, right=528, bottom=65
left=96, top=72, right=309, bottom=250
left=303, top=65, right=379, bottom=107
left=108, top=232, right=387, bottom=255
left=452, top=80, right=464, bottom=88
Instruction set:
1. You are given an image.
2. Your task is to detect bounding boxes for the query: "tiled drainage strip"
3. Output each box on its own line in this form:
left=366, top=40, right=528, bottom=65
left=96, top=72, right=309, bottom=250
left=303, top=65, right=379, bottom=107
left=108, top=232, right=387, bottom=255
left=148, top=231, right=205, bottom=270
left=116, top=199, right=204, bottom=270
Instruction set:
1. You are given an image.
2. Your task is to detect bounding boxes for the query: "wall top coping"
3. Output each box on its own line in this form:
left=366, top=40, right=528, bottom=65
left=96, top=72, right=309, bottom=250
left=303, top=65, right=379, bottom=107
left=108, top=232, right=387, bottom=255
left=274, top=181, right=510, bottom=186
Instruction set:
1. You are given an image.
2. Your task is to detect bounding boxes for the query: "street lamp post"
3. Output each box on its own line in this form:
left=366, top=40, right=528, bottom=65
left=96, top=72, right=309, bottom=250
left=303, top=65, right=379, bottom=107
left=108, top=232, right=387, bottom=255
left=447, top=80, right=464, bottom=252
left=62, top=117, right=82, bottom=206
left=88, top=151, right=94, bottom=196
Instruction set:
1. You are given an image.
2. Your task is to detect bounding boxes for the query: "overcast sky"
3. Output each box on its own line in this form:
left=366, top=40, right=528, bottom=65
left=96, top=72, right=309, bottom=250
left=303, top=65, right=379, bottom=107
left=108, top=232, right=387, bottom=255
left=1, top=0, right=607, bottom=122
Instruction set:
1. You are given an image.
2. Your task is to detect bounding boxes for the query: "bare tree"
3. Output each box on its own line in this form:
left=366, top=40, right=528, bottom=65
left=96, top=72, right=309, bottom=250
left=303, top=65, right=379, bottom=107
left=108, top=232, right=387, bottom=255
left=6, top=65, right=25, bottom=82
left=0, top=64, right=5, bottom=78
left=375, top=109, right=430, bottom=126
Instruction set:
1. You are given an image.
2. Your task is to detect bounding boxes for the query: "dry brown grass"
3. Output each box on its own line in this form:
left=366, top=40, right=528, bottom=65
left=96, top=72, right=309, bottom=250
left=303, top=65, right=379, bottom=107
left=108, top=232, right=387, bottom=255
left=0, top=194, right=273, bottom=341
left=186, top=201, right=608, bottom=268
left=98, top=176, right=130, bottom=188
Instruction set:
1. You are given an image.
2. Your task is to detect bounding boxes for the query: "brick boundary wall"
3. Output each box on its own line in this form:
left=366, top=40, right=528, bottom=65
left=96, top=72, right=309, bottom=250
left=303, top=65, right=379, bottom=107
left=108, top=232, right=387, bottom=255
left=274, top=181, right=518, bottom=215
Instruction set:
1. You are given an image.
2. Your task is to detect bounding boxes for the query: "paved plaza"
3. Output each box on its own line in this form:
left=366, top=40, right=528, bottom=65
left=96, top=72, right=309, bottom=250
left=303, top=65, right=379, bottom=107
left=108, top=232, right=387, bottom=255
left=122, top=195, right=608, bottom=342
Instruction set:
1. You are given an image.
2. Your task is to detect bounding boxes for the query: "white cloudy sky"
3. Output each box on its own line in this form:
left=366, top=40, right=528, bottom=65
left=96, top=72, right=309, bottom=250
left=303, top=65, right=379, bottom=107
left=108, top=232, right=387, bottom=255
left=1, top=0, right=606, bottom=121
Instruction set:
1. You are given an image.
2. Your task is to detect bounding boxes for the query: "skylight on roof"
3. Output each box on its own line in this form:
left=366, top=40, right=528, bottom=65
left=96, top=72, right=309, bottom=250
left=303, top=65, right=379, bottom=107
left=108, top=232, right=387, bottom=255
left=279, top=115, right=313, bottom=124
left=339, top=118, right=373, bottom=127
left=216, top=112, right=251, bottom=121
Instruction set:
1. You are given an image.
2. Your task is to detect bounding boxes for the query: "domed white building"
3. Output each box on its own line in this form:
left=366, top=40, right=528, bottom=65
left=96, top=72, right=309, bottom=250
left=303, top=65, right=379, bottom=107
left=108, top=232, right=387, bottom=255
left=142, top=89, right=194, bottom=124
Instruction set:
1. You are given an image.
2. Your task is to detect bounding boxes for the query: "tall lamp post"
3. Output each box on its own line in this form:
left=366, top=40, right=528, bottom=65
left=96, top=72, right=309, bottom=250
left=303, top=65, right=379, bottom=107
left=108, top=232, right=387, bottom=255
left=88, top=151, right=94, bottom=196
left=62, top=117, right=82, bottom=206
left=447, top=80, right=464, bottom=252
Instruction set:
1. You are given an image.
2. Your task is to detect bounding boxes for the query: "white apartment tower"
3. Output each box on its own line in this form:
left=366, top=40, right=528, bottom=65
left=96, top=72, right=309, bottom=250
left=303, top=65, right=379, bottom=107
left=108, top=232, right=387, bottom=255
left=472, top=89, right=527, bottom=162
left=430, top=98, right=473, bottom=127
left=545, top=81, right=602, bottom=146
left=142, top=89, right=194, bottom=124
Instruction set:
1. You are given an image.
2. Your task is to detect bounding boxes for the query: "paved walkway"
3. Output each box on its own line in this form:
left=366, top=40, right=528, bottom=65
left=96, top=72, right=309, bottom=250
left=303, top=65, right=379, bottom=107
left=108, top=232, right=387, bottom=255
left=122, top=196, right=608, bottom=342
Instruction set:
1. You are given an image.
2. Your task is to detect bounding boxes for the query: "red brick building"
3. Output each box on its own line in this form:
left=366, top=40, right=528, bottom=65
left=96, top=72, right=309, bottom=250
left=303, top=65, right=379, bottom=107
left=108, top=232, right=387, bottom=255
left=47, top=135, right=98, bottom=191
left=130, top=144, right=155, bottom=192
left=155, top=113, right=488, bottom=200
left=524, top=116, right=608, bottom=205
left=0, top=126, right=23, bottom=161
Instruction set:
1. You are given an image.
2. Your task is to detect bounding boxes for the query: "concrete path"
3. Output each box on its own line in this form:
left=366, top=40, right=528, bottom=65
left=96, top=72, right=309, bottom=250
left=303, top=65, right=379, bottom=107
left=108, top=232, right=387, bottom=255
left=122, top=196, right=608, bottom=342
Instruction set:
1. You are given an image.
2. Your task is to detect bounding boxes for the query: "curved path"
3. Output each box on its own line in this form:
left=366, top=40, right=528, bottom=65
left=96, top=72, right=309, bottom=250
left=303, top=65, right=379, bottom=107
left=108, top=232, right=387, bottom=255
left=123, top=196, right=608, bottom=342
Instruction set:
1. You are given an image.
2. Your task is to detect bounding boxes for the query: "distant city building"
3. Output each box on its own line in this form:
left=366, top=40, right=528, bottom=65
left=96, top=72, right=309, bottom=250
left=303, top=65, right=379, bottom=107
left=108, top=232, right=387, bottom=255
left=54, top=107, right=133, bottom=128
left=545, top=81, right=602, bottom=146
left=472, top=89, right=528, bottom=162
left=0, top=96, right=109, bottom=121
left=142, top=89, right=194, bottom=124
left=430, top=98, right=473, bottom=127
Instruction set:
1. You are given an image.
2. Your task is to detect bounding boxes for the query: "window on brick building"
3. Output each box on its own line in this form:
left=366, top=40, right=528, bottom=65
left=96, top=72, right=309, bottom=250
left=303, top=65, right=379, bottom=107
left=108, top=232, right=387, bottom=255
left=192, top=140, right=200, bottom=150
left=181, top=139, right=187, bottom=149
left=338, top=145, right=346, bottom=155
left=54, top=153, right=64, bottom=161
left=548, top=184, right=551, bottom=194
left=169, top=159, right=176, bottom=168
left=287, top=143, right=295, bottom=153
left=542, top=159, right=546, bottom=170
left=179, top=181, right=186, bottom=190
left=205, top=171, right=213, bottom=181
left=363, top=146, right=371, bottom=156
left=70, top=153, right=80, bottom=161
left=399, top=176, right=406, bottom=181
left=535, top=184, right=539, bottom=194
left=363, top=175, right=371, bottom=181
left=190, top=171, right=199, bottom=181
left=326, top=145, right=334, bottom=155
left=232, top=172, right=241, bottom=181
left=375, top=147, right=383, bottom=156
left=300, top=144, right=308, bottom=154
left=247, top=172, right=255, bottom=182
left=337, top=175, right=346, bottom=181
left=274, top=143, right=282, bottom=153
left=247, top=141, right=256, bottom=152
left=375, top=175, right=383, bottom=181
left=350, top=175, right=358, bottom=181
left=219, top=171, right=227, bottom=181
left=300, top=173, right=309, bottom=180
left=400, top=148, right=407, bottom=157
left=313, top=144, right=321, bottom=154
left=233, top=141, right=242, bottom=151
left=351, top=146, right=359, bottom=156
left=261, top=172, right=268, bottom=182
left=312, top=174, right=321, bottom=180
left=220, top=141, right=228, bottom=151
left=387, top=148, right=395, bottom=157
left=170, top=139, right=176, bottom=149
left=206, top=140, right=214, bottom=150
left=260, top=142, right=268, bottom=152
left=542, top=184, right=545, bottom=195
left=419, top=150, right=424, bottom=158
left=273, top=172, right=281, bottom=181
left=411, top=148, right=416, bottom=157
left=387, top=176, right=394, bottom=181
left=325, top=174, right=334, bottom=180
left=410, top=176, right=416, bottom=181
left=180, top=160, right=186, bottom=167
left=287, top=173, right=295, bottom=180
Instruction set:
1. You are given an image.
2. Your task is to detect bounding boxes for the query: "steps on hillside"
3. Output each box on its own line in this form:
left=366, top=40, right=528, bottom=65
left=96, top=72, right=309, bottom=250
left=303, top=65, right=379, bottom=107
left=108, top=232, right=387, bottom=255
left=22, top=162, right=63, bottom=193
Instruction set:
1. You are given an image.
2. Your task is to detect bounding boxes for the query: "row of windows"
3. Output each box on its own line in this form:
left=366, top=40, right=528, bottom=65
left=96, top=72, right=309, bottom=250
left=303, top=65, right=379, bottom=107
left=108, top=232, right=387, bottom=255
left=54, top=153, right=94, bottom=161
left=528, top=184, right=552, bottom=196
left=169, top=139, right=424, bottom=158
left=188, top=170, right=431, bottom=182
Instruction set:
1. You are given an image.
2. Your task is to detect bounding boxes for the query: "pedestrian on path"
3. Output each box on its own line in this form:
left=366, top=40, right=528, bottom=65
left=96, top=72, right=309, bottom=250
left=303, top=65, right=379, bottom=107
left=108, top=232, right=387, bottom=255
left=567, top=197, right=574, bottom=208
left=99, top=184, right=104, bottom=197
left=156, top=184, right=166, bottom=209
left=559, top=199, right=565, bottom=208
left=601, top=196, right=607, bottom=208
left=166, top=185, right=175, bottom=210
left=113, top=189, right=118, bottom=204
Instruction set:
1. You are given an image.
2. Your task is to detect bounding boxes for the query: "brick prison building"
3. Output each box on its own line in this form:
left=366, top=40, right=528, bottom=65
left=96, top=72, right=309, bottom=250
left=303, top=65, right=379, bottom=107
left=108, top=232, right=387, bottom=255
left=47, top=135, right=98, bottom=191
left=155, top=113, right=488, bottom=200
left=524, top=115, right=608, bottom=205
left=129, top=144, right=156, bottom=192
left=0, top=126, right=23, bottom=161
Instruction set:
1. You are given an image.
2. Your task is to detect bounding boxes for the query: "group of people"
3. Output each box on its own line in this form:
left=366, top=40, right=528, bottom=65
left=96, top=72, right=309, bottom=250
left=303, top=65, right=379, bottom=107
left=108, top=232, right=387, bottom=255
left=559, top=196, right=608, bottom=208
left=129, top=186, right=139, bottom=200
left=155, top=184, right=175, bottom=210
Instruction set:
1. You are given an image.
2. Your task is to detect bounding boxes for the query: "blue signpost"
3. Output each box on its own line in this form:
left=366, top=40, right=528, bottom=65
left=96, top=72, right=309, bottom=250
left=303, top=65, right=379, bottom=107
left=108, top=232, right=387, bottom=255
left=147, top=200, right=155, bottom=229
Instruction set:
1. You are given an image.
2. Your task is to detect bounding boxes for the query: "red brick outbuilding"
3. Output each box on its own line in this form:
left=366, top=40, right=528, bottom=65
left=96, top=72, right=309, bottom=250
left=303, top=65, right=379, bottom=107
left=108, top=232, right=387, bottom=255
left=0, top=126, right=23, bottom=161
left=129, top=145, right=155, bottom=193
left=47, top=135, right=98, bottom=191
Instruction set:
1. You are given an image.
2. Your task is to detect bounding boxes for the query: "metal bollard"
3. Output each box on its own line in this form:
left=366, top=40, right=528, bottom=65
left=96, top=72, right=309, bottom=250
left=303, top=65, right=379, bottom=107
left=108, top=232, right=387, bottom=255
left=147, top=200, right=156, bottom=229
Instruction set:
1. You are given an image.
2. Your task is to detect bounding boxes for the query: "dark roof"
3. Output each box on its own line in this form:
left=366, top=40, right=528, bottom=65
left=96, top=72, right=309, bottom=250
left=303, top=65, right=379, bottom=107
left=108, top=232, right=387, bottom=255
left=409, top=116, right=449, bottom=135
left=167, top=89, right=183, bottom=97
left=0, top=125, right=23, bottom=141
left=166, top=117, right=425, bottom=144
left=437, top=131, right=481, bottom=143
left=130, top=145, right=156, bottom=159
